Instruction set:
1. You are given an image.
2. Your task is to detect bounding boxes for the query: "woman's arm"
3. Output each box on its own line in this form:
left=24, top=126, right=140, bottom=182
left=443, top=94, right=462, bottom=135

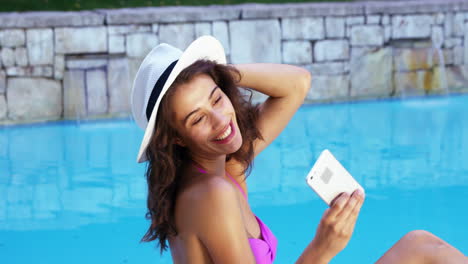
left=233, top=63, right=312, bottom=157
left=296, top=190, right=365, bottom=264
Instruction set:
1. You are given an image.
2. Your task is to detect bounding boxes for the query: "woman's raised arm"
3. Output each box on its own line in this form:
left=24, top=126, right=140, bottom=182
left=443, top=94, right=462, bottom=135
left=233, top=63, right=312, bottom=157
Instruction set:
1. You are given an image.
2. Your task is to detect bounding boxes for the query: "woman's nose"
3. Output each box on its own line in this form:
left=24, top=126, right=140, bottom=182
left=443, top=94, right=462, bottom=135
left=211, top=110, right=227, bottom=130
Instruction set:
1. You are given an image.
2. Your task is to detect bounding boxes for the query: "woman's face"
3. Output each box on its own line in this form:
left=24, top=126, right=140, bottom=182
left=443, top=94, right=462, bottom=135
left=169, top=73, right=243, bottom=159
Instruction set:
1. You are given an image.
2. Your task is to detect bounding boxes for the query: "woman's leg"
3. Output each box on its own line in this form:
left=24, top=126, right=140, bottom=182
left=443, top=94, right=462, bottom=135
left=375, top=230, right=468, bottom=264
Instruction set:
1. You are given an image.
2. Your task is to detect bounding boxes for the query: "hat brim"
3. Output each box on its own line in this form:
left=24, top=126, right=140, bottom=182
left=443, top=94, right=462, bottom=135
left=136, top=36, right=227, bottom=163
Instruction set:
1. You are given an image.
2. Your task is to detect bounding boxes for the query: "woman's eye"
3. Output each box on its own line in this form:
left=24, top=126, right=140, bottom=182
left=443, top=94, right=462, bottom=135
left=214, top=96, right=222, bottom=104
left=193, top=116, right=204, bottom=125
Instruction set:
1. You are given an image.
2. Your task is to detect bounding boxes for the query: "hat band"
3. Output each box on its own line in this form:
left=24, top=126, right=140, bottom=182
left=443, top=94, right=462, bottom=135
left=146, top=60, right=179, bottom=121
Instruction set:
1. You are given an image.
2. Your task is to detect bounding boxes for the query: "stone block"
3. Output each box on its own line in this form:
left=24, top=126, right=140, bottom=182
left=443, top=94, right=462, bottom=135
left=350, top=25, right=384, bottom=46
left=394, top=48, right=439, bottom=71
left=108, top=58, right=131, bottom=114
left=7, top=78, right=61, bottom=120
left=54, top=55, right=65, bottom=80
left=0, top=11, right=104, bottom=28
left=108, top=35, right=125, bottom=54
left=326, top=17, right=345, bottom=38
left=126, top=33, right=158, bottom=58
left=55, top=27, right=107, bottom=54
left=282, top=17, right=324, bottom=40
left=431, top=26, right=444, bottom=48
left=159, top=23, right=194, bottom=50
left=241, top=3, right=362, bottom=18
left=0, top=29, right=25, bottom=47
left=32, top=66, right=53, bottom=77
left=394, top=70, right=435, bottom=95
left=351, top=47, right=375, bottom=60
left=413, top=40, right=433, bottom=49
left=0, top=70, right=5, bottom=93
left=195, top=22, right=212, bottom=37
left=152, top=24, right=158, bottom=33
left=104, top=6, right=241, bottom=24
left=444, top=38, right=462, bottom=48
left=314, top=40, right=349, bottom=62
left=366, top=15, right=381, bottom=24
left=384, top=25, right=392, bottom=43
left=304, top=62, right=347, bottom=75
left=435, top=49, right=454, bottom=66
left=26, top=29, right=54, bottom=65
left=213, top=21, right=230, bottom=55
left=437, top=65, right=468, bottom=91
left=365, top=1, right=463, bottom=15
left=14, top=48, right=28, bottom=66
left=435, top=13, right=445, bottom=25
left=0, top=94, right=6, bottom=120
left=5, top=66, right=27, bottom=76
left=307, top=75, right=349, bottom=101
left=465, top=23, right=468, bottom=66
left=230, top=19, right=281, bottom=64
left=454, top=12, right=467, bottom=37
left=444, top=12, right=454, bottom=37
left=63, top=70, right=86, bottom=118
left=66, top=58, right=107, bottom=69
left=1, top=48, right=15, bottom=67
left=350, top=48, right=392, bottom=97
left=282, top=41, right=312, bottom=64
left=453, top=45, right=463, bottom=65
left=4, top=66, right=53, bottom=77
left=382, top=15, right=390, bottom=25
left=86, top=70, right=108, bottom=115
left=107, top=25, right=151, bottom=35
left=346, top=16, right=365, bottom=26
left=128, top=58, right=143, bottom=86
left=392, top=15, right=434, bottom=39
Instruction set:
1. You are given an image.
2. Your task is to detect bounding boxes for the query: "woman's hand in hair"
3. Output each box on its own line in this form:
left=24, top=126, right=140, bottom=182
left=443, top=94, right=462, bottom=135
left=232, top=63, right=311, bottom=157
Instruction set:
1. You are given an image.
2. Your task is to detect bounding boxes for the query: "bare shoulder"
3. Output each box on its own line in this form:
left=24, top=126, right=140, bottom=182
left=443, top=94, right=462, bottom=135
left=175, top=175, right=255, bottom=263
left=176, top=176, right=239, bottom=223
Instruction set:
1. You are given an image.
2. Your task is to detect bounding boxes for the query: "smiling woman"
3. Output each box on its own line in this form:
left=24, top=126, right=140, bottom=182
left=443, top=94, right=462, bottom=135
left=129, top=36, right=468, bottom=264
left=141, top=60, right=264, bottom=254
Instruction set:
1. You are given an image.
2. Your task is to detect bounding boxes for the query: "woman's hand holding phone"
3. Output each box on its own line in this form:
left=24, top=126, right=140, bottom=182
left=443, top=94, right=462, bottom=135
left=297, top=150, right=366, bottom=264
left=297, top=190, right=365, bottom=264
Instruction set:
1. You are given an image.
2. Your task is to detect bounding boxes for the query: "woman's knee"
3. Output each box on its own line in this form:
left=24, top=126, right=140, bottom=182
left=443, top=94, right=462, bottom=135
left=401, top=230, right=446, bottom=248
left=400, top=230, right=462, bottom=263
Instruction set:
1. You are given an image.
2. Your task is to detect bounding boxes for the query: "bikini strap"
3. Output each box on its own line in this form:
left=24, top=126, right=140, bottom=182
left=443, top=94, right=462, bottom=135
left=226, top=172, right=248, bottom=201
left=192, top=161, right=247, bottom=200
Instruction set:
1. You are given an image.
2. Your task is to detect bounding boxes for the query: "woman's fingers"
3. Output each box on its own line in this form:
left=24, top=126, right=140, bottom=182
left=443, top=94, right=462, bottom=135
left=336, top=190, right=364, bottom=221
left=326, top=192, right=349, bottom=220
left=345, top=191, right=365, bottom=225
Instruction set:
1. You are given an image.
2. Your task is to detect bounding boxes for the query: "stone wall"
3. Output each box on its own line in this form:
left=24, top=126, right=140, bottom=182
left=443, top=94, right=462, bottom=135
left=1, top=0, right=468, bottom=124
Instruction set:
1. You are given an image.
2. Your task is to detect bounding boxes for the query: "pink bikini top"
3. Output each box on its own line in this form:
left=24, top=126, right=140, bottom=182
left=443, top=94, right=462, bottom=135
left=194, top=164, right=277, bottom=264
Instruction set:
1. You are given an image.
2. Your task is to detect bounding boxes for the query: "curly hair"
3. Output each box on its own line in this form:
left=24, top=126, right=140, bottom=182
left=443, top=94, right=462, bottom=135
left=140, top=60, right=263, bottom=253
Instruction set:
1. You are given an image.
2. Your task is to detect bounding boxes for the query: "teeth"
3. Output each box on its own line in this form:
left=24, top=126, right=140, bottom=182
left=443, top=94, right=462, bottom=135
left=215, top=125, right=232, bottom=141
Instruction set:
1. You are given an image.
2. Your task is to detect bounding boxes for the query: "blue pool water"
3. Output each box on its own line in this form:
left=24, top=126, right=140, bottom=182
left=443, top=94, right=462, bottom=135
left=1, top=94, right=467, bottom=263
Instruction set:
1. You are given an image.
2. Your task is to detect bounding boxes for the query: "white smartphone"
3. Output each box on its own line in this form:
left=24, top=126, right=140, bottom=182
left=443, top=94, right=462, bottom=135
left=305, top=149, right=365, bottom=206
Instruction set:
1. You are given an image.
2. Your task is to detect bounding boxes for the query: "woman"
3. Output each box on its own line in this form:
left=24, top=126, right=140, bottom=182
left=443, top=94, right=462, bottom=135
left=131, top=36, right=467, bottom=263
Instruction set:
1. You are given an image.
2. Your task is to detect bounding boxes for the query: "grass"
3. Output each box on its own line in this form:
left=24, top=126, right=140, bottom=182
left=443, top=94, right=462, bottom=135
left=0, top=0, right=354, bottom=12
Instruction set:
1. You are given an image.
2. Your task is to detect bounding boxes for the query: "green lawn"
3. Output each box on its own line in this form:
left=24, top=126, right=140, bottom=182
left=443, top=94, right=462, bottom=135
left=0, top=0, right=353, bottom=12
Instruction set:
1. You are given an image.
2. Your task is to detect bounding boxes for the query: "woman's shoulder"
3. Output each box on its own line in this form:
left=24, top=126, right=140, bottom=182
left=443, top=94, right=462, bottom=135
left=178, top=175, right=237, bottom=207
left=175, top=175, right=241, bottom=232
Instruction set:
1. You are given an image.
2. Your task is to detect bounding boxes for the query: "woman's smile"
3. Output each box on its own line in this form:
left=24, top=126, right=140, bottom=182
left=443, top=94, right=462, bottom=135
left=212, top=120, right=236, bottom=144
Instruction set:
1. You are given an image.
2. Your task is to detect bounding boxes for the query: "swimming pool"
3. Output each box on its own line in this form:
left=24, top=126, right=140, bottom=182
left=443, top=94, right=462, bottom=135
left=1, top=94, right=467, bottom=263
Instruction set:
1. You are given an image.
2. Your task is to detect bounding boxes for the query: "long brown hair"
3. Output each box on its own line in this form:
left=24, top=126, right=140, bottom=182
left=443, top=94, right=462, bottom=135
left=141, top=60, right=263, bottom=253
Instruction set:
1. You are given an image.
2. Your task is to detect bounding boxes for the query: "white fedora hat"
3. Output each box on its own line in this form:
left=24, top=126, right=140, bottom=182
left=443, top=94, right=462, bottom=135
left=131, top=35, right=227, bottom=163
